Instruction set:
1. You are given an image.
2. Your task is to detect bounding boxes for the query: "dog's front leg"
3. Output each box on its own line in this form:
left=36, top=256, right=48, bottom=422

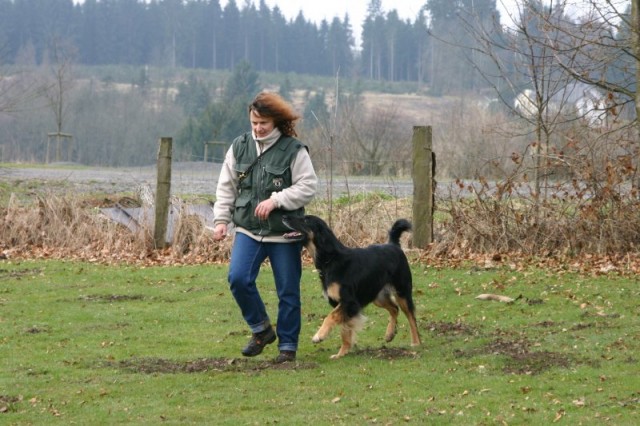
left=330, top=314, right=365, bottom=359
left=330, top=325, right=355, bottom=359
left=312, top=305, right=343, bottom=343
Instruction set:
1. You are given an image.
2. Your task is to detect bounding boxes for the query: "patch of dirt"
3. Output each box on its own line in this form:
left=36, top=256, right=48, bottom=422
left=0, top=395, right=21, bottom=413
left=502, top=350, right=572, bottom=375
left=78, top=294, right=145, bottom=302
left=571, top=322, right=594, bottom=331
left=25, top=326, right=49, bottom=334
left=115, top=356, right=317, bottom=373
left=354, top=346, right=420, bottom=360
left=0, top=268, right=42, bottom=280
left=454, top=337, right=572, bottom=375
left=426, top=321, right=477, bottom=336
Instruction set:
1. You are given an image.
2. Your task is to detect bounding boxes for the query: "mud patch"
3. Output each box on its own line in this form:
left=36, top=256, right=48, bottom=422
left=354, top=347, right=419, bottom=360
left=0, top=395, right=21, bottom=413
left=426, top=321, right=477, bottom=336
left=571, top=322, right=594, bottom=331
left=454, top=337, right=572, bottom=375
left=0, top=268, right=42, bottom=280
left=25, top=325, right=49, bottom=334
left=115, top=356, right=317, bottom=373
left=79, top=294, right=145, bottom=302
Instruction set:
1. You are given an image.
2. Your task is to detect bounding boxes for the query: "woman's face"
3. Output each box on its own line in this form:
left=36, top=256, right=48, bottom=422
left=250, top=110, right=275, bottom=138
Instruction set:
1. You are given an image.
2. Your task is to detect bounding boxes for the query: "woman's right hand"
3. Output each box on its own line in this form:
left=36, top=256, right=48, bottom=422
left=212, top=223, right=228, bottom=241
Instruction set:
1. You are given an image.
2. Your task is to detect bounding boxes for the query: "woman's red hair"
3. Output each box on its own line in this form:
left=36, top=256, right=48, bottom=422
left=249, top=91, right=300, bottom=137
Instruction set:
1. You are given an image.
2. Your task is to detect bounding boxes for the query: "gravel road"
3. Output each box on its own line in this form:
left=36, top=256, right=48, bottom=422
left=2, top=162, right=416, bottom=199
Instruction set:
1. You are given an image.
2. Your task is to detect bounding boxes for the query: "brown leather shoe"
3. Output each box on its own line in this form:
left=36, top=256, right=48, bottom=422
left=274, top=350, right=296, bottom=363
left=241, top=327, right=276, bottom=357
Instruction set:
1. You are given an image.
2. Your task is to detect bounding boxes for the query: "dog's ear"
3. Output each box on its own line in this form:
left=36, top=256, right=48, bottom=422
left=309, top=218, right=337, bottom=254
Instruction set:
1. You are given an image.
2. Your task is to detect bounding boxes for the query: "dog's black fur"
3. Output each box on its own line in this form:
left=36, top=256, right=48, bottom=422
left=282, top=214, right=421, bottom=358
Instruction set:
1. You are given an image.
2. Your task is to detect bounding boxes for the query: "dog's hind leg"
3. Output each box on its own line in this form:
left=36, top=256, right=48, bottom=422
left=374, top=291, right=399, bottom=342
left=395, top=296, right=422, bottom=346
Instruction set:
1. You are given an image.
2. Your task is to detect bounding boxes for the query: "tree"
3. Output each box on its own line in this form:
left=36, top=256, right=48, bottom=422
left=426, top=0, right=499, bottom=93
left=176, top=73, right=212, bottom=118
left=326, top=15, right=355, bottom=77
left=545, top=1, right=638, bottom=188
left=361, top=2, right=386, bottom=80
left=176, top=60, right=260, bottom=158
left=302, top=90, right=330, bottom=130
left=0, top=43, right=42, bottom=116
left=41, top=36, right=76, bottom=163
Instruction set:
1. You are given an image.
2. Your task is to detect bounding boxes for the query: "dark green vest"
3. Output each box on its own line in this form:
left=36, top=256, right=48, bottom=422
left=232, top=132, right=306, bottom=236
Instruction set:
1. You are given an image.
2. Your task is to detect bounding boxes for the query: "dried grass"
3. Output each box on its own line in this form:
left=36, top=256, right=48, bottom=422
left=0, top=191, right=414, bottom=264
left=1, top=193, right=150, bottom=261
left=438, top=175, right=640, bottom=257
left=2, top=176, right=640, bottom=265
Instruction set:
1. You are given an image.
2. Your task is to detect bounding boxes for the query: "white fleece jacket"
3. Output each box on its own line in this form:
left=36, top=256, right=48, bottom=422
left=213, top=130, right=317, bottom=242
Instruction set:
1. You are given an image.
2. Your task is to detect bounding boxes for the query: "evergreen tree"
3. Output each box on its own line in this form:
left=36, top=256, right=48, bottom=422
left=177, top=60, right=259, bottom=157
left=327, top=15, right=354, bottom=77
left=176, top=73, right=212, bottom=117
left=278, top=76, right=293, bottom=102
left=303, top=90, right=330, bottom=130
left=219, top=60, right=260, bottom=140
left=361, top=0, right=385, bottom=80
left=221, top=0, right=241, bottom=69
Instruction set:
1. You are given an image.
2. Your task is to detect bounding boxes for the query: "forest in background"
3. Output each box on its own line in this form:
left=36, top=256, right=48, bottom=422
left=0, top=1, right=637, bottom=184
left=0, top=0, right=500, bottom=86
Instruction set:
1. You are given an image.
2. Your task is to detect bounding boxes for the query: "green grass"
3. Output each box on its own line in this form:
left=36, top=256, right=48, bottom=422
left=1, top=260, right=638, bottom=424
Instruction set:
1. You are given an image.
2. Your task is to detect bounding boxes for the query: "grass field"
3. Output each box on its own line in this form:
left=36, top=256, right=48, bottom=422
left=1, top=259, right=638, bottom=425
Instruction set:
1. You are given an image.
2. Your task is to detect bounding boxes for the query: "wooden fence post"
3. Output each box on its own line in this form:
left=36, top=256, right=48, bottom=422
left=154, top=137, right=172, bottom=249
left=412, top=126, right=434, bottom=249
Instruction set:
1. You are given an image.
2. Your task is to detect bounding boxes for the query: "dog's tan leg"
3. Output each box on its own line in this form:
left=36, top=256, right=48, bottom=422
left=374, top=296, right=399, bottom=342
left=330, top=325, right=354, bottom=359
left=312, top=306, right=343, bottom=343
left=330, top=314, right=364, bottom=359
left=396, top=296, right=421, bottom=346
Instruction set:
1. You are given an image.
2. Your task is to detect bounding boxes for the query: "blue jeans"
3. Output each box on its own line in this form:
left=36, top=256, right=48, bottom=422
left=228, top=232, right=303, bottom=352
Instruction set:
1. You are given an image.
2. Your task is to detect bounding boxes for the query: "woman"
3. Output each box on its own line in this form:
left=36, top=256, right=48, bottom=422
left=212, top=91, right=317, bottom=363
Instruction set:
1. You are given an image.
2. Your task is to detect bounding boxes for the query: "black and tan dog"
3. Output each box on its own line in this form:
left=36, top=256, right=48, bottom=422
left=282, top=214, right=421, bottom=359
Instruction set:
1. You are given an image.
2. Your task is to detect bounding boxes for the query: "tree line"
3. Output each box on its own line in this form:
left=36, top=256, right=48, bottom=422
left=0, top=0, right=505, bottom=88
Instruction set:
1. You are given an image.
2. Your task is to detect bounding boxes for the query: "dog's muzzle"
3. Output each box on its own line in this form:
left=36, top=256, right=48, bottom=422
left=282, top=215, right=305, bottom=240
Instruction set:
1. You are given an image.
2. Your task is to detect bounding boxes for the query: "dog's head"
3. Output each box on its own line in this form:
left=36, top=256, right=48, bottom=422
left=282, top=214, right=332, bottom=260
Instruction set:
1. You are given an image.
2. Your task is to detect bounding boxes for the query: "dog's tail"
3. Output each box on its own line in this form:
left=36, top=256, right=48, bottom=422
left=388, top=219, right=412, bottom=245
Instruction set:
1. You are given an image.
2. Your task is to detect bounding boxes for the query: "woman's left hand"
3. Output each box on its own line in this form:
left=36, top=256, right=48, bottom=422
left=254, top=199, right=276, bottom=220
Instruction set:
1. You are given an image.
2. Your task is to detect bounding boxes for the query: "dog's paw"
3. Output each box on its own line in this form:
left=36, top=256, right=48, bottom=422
left=329, top=353, right=345, bottom=360
left=384, top=329, right=397, bottom=342
left=312, top=333, right=324, bottom=343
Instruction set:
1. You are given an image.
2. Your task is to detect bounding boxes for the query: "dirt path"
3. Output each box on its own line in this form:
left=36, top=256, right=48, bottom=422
left=2, top=162, right=415, bottom=199
left=3, top=162, right=222, bottom=197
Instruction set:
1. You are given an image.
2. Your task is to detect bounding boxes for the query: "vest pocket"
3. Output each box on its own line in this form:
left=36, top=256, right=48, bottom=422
left=232, top=195, right=258, bottom=229
left=263, top=165, right=290, bottom=193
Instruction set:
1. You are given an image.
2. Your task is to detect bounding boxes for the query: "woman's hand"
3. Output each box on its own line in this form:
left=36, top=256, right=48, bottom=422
left=254, top=199, right=277, bottom=220
left=212, top=223, right=227, bottom=241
